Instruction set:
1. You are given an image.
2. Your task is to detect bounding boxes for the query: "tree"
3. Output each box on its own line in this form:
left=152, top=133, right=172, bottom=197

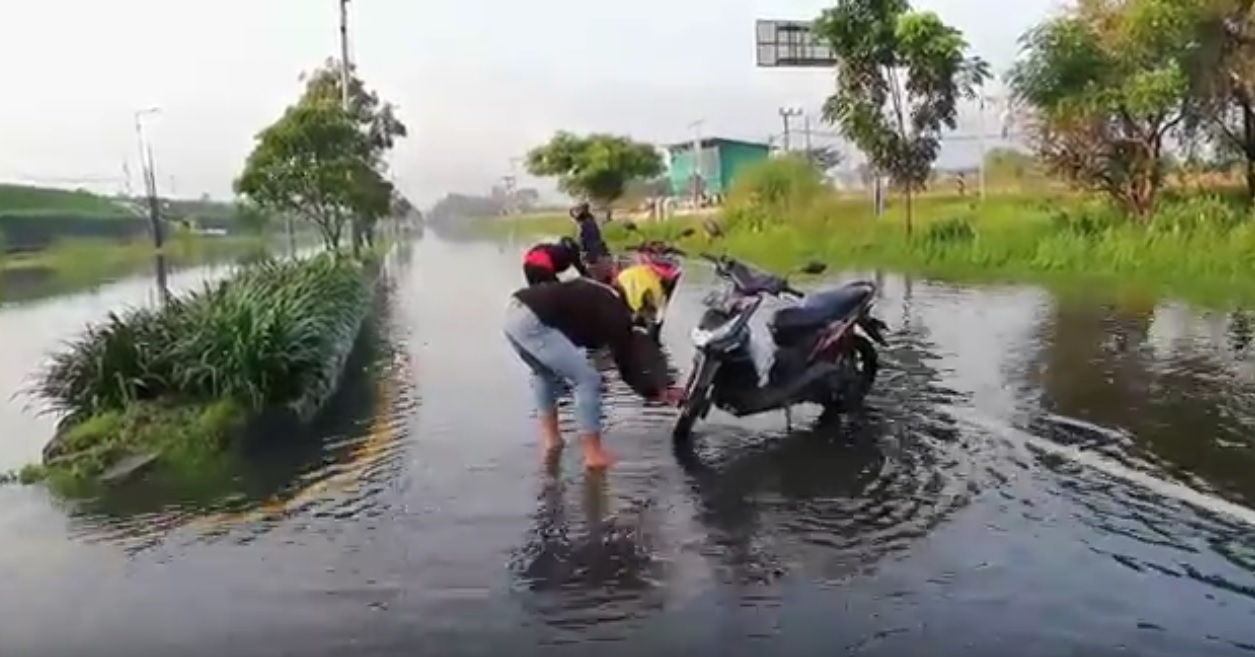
left=233, top=201, right=271, bottom=235
left=525, top=132, right=664, bottom=219
left=298, top=59, right=406, bottom=252
left=235, top=60, right=406, bottom=254
left=815, top=0, right=989, bottom=235
left=1179, top=0, right=1255, bottom=201
left=1007, top=0, right=1197, bottom=219
left=235, top=100, right=373, bottom=251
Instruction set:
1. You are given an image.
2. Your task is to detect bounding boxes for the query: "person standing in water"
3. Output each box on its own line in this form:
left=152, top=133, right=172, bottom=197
left=503, top=278, right=684, bottom=469
left=570, top=201, right=612, bottom=283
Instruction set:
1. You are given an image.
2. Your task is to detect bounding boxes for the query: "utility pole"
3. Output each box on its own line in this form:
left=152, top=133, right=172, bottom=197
left=135, top=107, right=169, bottom=303
left=778, top=107, right=802, bottom=152
left=339, top=0, right=352, bottom=110
left=688, top=119, right=704, bottom=206
left=976, top=93, right=1001, bottom=201
left=803, top=112, right=813, bottom=161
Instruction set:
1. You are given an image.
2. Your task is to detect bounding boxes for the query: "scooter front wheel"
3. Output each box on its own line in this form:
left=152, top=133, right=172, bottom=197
left=673, top=355, right=716, bottom=442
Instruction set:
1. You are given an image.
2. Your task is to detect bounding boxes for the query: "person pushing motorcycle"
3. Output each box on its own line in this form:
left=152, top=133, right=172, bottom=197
left=613, top=262, right=666, bottom=336
left=503, top=277, right=685, bottom=469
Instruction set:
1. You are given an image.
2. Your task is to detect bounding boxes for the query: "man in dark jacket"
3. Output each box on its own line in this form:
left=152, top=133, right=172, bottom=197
left=570, top=202, right=610, bottom=270
left=522, top=236, right=587, bottom=285
left=503, top=278, right=684, bottom=469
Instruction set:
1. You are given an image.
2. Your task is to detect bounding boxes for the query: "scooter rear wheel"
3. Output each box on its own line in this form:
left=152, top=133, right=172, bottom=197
left=824, top=335, right=878, bottom=414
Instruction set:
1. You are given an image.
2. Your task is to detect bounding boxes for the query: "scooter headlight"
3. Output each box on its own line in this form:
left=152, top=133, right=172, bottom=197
left=691, top=320, right=736, bottom=348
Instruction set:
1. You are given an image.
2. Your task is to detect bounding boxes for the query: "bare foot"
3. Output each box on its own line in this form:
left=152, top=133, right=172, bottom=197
left=581, top=445, right=613, bottom=470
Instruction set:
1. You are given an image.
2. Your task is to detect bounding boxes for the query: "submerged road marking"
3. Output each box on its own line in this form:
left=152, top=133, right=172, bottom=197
left=953, top=408, right=1255, bottom=529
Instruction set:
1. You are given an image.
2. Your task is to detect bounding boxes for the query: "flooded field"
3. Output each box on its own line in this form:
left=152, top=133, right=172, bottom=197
left=1, top=235, right=1253, bottom=656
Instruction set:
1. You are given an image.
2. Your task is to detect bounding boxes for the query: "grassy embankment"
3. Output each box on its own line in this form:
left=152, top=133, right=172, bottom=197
left=493, top=165, right=1255, bottom=306
left=16, top=252, right=380, bottom=496
left=0, top=183, right=272, bottom=292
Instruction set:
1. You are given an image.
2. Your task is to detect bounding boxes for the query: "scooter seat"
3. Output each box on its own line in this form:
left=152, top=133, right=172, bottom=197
left=771, top=281, right=874, bottom=336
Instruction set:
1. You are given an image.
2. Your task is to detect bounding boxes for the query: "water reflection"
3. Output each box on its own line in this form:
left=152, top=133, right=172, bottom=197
left=1026, top=294, right=1255, bottom=506
left=511, top=466, right=660, bottom=597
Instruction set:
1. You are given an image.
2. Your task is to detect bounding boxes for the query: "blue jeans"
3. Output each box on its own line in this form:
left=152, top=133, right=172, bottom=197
left=503, top=298, right=602, bottom=434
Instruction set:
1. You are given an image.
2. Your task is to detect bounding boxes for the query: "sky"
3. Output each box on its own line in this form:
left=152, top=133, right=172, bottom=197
left=0, top=0, right=1062, bottom=206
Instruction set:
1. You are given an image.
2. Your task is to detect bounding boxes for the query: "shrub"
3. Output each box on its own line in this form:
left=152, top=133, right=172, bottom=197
left=723, top=155, right=827, bottom=232
left=32, top=253, right=373, bottom=424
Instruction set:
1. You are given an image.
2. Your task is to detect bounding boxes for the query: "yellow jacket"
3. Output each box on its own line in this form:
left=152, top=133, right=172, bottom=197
left=615, top=264, right=665, bottom=319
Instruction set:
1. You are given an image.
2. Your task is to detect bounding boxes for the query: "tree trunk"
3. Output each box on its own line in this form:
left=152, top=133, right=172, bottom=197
left=1243, top=101, right=1255, bottom=204
left=904, top=188, right=914, bottom=237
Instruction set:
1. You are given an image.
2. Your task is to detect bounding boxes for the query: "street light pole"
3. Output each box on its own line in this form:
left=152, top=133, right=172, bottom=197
left=134, top=107, right=169, bottom=303
left=778, top=107, right=803, bottom=152
left=339, top=0, right=352, bottom=110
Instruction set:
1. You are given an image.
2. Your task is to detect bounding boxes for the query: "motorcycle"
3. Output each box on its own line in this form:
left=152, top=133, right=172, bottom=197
left=672, top=252, right=889, bottom=441
left=603, top=224, right=695, bottom=341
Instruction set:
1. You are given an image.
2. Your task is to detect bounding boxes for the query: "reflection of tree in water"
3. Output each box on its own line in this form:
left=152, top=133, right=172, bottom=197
left=1030, top=297, right=1155, bottom=439
left=509, top=466, right=664, bottom=630
left=1026, top=295, right=1255, bottom=505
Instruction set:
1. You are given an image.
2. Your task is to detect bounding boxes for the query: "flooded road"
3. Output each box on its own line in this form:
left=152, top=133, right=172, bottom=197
left=2, top=235, right=1255, bottom=656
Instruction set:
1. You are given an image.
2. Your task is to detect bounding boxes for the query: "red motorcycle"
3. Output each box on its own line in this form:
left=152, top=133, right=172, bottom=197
left=596, top=225, right=695, bottom=341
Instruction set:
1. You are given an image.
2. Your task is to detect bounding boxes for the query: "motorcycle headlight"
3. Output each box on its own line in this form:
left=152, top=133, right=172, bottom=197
left=691, top=320, right=736, bottom=348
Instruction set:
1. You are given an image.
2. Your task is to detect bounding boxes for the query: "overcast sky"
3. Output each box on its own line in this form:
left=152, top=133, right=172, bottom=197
left=0, top=0, right=1059, bottom=206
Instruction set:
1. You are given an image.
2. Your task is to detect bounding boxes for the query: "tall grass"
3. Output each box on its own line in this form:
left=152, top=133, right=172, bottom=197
left=33, top=253, right=373, bottom=425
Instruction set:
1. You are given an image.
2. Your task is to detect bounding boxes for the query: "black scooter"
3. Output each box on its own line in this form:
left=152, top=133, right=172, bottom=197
left=672, top=253, right=889, bottom=441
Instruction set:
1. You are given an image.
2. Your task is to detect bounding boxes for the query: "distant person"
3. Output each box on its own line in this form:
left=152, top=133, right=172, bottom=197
left=570, top=201, right=609, bottom=265
left=522, top=236, right=586, bottom=285
left=503, top=278, right=685, bottom=469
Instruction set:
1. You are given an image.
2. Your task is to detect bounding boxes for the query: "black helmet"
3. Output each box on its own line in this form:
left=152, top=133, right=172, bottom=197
left=570, top=201, right=591, bottom=219
left=557, top=235, right=580, bottom=254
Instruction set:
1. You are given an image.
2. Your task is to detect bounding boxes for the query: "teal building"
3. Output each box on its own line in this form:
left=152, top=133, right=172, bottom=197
left=665, top=137, right=771, bottom=197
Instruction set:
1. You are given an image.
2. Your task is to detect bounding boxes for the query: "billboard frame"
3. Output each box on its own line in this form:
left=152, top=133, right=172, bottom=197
left=755, top=19, right=836, bottom=68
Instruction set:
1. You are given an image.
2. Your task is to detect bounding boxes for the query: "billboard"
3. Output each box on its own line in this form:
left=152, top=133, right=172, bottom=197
left=755, top=19, right=835, bottom=68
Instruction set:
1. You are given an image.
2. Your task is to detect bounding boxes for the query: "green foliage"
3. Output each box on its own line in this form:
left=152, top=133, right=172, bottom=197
left=233, top=202, right=272, bottom=235
left=1007, top=0, right=1198, bottom=218
left=235, top=60, right=405, bottom=253
left=815, top=0, right=989, bottom=219
left=0, top=184, right=128, bottom=215
left=525, top=131, right=664, bottom=207
left=723, top=155, right=827, bottom=232
left=299, top=58, right=407, bottom=162
left=31, top=253, right=372, bottom=423
left=27, top=399, right=246, bottom=490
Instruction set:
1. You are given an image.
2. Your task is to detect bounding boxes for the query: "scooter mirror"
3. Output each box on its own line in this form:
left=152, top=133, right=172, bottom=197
left=799, top=261, right=827, bottom=275
left=679, top=227, right=696, bottom=238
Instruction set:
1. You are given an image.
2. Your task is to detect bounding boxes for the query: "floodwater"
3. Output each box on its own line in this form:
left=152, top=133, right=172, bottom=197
left=2, top=235, right=1255, bottom=656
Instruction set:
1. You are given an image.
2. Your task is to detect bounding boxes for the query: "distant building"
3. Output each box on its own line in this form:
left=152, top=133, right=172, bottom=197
left=663, top=137, right=771, bottom=198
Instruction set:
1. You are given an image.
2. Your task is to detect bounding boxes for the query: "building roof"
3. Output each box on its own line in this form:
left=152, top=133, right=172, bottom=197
left=663, top=137, right=772, bottom=152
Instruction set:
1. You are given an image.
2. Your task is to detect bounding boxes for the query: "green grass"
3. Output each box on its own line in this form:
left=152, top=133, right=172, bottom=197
left=20, top=399, right=246, bottom=497
left=0, top=183, right=128, bottom=215
left=494, top=170, right=1255, bottom=307
left=23, top=252, right=376, bottom=491
left=0, top=235, right=270, bottom=303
